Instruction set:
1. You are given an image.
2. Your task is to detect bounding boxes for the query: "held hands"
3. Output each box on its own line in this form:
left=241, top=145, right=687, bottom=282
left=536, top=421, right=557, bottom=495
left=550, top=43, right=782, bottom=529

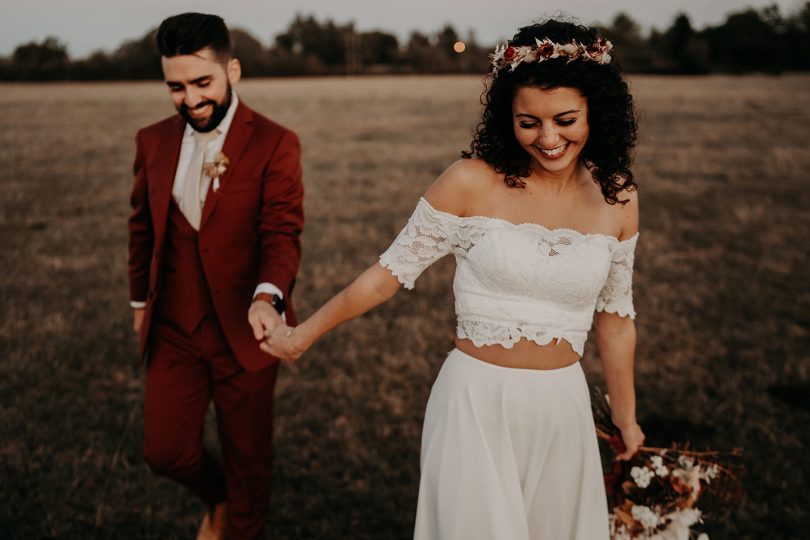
left=260, top=324, right=306, bottom=364
left=248, top=299, right=308, bottom=364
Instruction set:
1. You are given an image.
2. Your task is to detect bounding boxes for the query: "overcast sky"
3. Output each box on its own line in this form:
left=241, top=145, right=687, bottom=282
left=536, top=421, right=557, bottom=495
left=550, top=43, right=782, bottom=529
left=1, top=0, right=804, bottom=57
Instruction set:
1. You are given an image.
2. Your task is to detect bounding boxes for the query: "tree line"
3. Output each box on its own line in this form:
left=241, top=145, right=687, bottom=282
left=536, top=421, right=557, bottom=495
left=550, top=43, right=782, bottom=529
left=2, top=4, right=809, bottom=81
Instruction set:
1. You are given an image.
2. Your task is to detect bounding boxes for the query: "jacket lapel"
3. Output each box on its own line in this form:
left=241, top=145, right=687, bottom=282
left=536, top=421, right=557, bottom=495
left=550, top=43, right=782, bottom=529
left=151, top=115, right=185, bottom=242
left=200, top=102, right=254, bottom=229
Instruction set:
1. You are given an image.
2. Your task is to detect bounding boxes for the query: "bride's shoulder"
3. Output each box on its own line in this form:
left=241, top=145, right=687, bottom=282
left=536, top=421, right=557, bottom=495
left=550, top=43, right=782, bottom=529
left=582, top=166, right=639, bottom=240
left=608, top=186, right=639, bottom=241
left=423, top=158, right=501, bottom=217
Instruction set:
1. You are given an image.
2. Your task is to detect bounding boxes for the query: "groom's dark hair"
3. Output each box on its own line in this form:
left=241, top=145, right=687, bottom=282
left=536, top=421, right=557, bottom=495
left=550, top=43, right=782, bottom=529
left=156, top=13, right=232, bottom=62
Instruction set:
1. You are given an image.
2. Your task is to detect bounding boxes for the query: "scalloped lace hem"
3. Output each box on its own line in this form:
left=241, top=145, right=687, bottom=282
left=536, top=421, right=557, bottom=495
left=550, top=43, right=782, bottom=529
left=594, top=302, right=636, bottom=320
left=456, top=320, right=586, bottom=356
left=379, top=253, right=416, bottom=290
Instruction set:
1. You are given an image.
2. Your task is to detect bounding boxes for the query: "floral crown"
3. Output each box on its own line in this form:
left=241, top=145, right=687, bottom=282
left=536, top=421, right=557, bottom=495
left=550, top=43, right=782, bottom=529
left=490, top=37, right=613, bottom=74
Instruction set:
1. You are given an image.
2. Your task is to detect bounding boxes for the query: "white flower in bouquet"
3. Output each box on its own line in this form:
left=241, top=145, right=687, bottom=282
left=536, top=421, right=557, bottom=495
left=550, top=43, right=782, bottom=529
left=700, top=463, right=719, bottom=482
left=631, top=504, right=661, bottom=530
left=673, top=507, right=702, bottom=527
left=650, top=455, right=669, bottom=477
left=631, top=465, right=654, bottom=488
left=671, top=466, right=702, bottom=504
left=647, top=508, right=703, bottom=540
left=649, top=523, right=687, bottom=540
left=677, top=455, right=695, bottom=468
left=609, top=516, right=633, bottom=540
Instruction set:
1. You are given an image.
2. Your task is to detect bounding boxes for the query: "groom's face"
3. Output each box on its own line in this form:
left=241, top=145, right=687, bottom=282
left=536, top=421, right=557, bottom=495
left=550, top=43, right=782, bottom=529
left=162, top=47, right=242, bottom=132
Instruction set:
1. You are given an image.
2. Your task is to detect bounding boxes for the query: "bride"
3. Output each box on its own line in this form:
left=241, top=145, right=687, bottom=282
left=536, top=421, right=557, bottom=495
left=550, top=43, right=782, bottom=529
left=263, top=18, right=644, bottom=540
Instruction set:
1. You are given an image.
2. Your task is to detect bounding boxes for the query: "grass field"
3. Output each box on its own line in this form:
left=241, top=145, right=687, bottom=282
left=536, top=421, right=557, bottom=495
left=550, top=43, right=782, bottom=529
left=1, top=74, right=809, bottom=539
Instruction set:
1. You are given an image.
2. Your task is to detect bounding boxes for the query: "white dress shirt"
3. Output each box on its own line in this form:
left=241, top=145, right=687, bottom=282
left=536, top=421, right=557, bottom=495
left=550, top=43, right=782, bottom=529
left=172, top=92, right=239, bottom=210
left=131, top=92, right=285, bottom=310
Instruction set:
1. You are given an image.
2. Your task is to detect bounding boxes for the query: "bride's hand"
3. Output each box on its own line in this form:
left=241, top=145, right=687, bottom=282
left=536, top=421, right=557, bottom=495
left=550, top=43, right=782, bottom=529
left=615, top=421, right=645, bottom=461
left=260, top=324, right=306, bottom=364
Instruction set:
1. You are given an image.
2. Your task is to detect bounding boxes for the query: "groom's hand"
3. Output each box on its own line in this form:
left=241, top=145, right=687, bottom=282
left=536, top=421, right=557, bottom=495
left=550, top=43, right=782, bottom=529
left=132, top=308, right=145, bottom=334
left=248, top=300, right=283, bottom=341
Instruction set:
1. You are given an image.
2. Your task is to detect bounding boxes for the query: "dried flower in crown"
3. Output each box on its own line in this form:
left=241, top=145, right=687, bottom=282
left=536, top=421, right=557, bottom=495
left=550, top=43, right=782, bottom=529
left=490, top=37, right=613, bottom=74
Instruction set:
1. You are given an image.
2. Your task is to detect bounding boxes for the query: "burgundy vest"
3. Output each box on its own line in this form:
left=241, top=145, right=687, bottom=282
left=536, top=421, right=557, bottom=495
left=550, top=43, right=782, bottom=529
left=156, top=199, right=216, bottom=334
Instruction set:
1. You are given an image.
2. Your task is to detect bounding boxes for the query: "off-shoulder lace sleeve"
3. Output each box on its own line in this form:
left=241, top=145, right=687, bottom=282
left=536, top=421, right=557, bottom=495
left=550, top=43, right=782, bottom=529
left=379, top=198, right=459, bottom=289
left=595, top=233, right=638, bottom=319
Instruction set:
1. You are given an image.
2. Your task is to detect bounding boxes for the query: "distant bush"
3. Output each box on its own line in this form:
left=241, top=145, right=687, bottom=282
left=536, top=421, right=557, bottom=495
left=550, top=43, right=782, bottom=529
left=2, top=3, right=809, bottom=81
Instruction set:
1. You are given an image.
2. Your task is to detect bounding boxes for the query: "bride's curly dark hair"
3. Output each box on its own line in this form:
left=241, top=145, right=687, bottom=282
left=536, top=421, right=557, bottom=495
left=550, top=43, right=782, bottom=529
left=463, top=19, right=638, bottom=205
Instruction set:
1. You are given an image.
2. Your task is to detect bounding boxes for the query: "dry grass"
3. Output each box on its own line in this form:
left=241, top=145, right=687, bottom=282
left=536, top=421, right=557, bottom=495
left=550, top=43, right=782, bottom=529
left=1, top=74, right=809, bottom=539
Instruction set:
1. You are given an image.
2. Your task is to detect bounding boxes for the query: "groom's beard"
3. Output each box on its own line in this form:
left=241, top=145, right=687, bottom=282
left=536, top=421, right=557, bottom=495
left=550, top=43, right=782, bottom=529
left=179, top=85, right=232, bottom=133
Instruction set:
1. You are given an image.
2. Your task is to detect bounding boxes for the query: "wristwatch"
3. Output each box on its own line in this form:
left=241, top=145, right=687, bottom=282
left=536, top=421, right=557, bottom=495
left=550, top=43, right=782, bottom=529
left=253, top=292, right=285, bottom=315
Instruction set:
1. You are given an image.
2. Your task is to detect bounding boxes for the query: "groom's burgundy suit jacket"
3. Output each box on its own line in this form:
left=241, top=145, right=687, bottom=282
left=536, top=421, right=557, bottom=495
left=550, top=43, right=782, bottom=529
left=127, top=101, right=303, bottom=372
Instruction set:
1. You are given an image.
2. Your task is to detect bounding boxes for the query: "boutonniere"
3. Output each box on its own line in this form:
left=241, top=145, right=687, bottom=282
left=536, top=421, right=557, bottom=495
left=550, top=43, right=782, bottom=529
left=203, top=152, right=230, bottom=192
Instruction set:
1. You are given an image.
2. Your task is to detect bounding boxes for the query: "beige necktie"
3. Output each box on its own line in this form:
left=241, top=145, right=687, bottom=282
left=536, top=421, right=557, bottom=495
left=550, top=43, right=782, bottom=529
left=181, top=129, right=219, bottom=230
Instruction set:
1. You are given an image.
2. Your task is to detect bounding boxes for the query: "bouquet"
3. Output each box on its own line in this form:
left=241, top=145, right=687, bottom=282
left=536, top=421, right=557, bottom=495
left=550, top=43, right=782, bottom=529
left=592, top=388, right=743, bottom=540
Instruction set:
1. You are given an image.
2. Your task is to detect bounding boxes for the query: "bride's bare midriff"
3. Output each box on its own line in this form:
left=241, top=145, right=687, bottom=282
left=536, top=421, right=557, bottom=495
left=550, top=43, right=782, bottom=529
left=455, top=336, right=580, bottom=370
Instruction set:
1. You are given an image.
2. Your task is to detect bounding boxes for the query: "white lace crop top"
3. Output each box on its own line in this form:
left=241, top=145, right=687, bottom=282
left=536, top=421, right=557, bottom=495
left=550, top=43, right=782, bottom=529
left=379, top=198, right=638, bottom=356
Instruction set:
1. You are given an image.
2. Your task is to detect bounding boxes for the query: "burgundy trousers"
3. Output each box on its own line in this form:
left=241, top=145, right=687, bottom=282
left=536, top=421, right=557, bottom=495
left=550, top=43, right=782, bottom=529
left=143, top=316, right=278, bottom=540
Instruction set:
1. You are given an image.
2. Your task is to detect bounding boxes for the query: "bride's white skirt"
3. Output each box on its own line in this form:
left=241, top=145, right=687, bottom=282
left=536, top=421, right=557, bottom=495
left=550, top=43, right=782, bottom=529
left=414, top=349, right=609, bottom=540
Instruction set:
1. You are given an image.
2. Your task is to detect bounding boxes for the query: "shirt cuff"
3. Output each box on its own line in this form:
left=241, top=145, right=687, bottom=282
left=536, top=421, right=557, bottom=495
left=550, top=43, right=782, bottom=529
left=130, top=300, right=147, bottom=309
left=254, top=283, right=286, bottom=322
left=254, top=283, right=284, bottom=300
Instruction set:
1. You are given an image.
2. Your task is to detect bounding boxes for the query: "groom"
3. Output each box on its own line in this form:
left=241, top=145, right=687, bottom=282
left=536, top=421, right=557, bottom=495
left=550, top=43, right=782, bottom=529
left=127, top=13, right=304, bottom=540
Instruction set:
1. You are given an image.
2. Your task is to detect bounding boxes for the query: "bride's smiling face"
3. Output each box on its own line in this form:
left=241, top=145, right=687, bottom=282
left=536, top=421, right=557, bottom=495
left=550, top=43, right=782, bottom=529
left=512, top=86, right=590, bottom=174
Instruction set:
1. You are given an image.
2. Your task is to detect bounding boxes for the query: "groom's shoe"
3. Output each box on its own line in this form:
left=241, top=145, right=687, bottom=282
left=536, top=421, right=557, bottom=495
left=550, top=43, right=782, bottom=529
left=196, top=503, right=227, bottom=540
